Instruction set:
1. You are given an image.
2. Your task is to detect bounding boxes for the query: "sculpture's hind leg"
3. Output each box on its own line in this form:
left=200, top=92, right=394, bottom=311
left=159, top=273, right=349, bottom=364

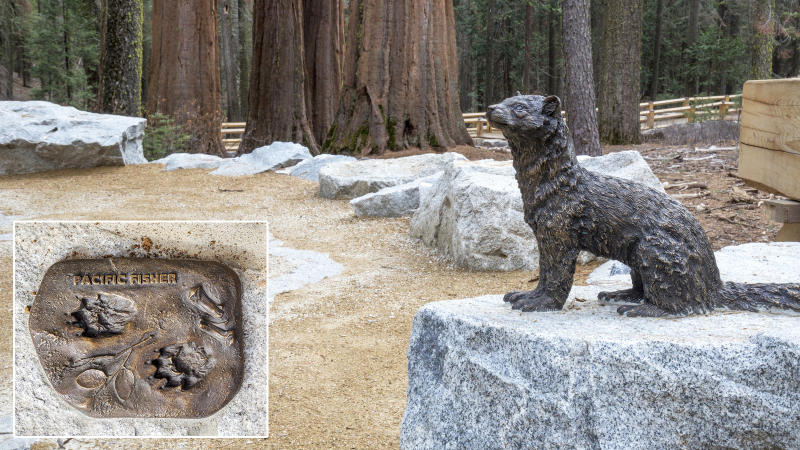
left=598, top=269, right=646, bottom=304
left=617, top=303, right=672, bottom=317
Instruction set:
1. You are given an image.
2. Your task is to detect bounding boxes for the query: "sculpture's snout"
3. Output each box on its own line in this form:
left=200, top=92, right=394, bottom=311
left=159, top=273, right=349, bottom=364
left=486, top=104, right=497, bottom=119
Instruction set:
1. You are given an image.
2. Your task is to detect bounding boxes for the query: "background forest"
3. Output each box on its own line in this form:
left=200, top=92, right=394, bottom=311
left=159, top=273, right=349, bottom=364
left=0, top=0, right=795, bottom=154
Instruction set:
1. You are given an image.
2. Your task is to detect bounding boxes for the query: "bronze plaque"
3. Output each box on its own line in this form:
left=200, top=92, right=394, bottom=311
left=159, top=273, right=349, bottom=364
left=28, top=258, right=244, bottom=418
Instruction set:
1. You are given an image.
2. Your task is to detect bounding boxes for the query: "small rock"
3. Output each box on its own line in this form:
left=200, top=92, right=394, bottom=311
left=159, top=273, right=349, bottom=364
left=151, top=153, right=224, bottom=171
left=351, top=173, right=443, bottom=218
left=731, top=186, right=755, bottom=203
left=210, top=142, right=312, bottom=176
left=286, top=154, right=357, bottom=182
left=318, top=152, right=467, bottom=199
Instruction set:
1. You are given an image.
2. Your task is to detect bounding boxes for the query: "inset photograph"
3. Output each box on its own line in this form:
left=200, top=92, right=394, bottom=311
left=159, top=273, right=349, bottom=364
left=13, top=221, right=268, bottom=437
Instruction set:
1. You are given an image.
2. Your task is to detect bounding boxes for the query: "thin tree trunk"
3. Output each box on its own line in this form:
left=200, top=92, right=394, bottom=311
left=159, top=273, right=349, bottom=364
left=562, top=0, right=601, bottom=156
left=238, top=0, right=250, bottom=121
left=147, top=0, right=224, bottom=155
left=99, top=0, right=143, bottom=116
left=219, top=0, right=241, bottom=122
left=304, top=0, right=344, bottom=146
left=548, top=0, right=557, bottom=94
left=749, top=0, right=774, bottom=79
left=325, top=0, right=472, bottom=154
left=483, top=0, right=495, bottom=108
left=524, top=2, right=532, bottom=93
left=239, top=0, right=318, bottom=154
left=685, top=0, right=700, bottom=96
left=598, top=0, right=642, bottom=144
left=3, top=0, right=13, bottom=100
left=457, top=0, right=473, bottom=111
left=649, top=0, right=663, bottom=98
left=792, top=36, right=800, bottom=77
left=62, top=0, right=71, bottom=102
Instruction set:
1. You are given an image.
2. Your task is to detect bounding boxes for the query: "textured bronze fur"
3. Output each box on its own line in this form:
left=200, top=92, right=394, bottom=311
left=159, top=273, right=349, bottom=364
left=486, top=94, right=800, bottom=317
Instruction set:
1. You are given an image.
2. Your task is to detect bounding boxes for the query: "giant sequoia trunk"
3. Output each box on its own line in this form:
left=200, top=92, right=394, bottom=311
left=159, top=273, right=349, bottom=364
left=562, top=0, right=601, bottom=156
left=598, top=0, right=642, bottom=145
left=147, top=0, right=224, bottom=155
left=303, top=0, right=344, bottom=146
left=324, top=0, right=471, bottom=155
left=239, top=0, right=318, bottom=154
left=98, top=0, right=143, bottom=116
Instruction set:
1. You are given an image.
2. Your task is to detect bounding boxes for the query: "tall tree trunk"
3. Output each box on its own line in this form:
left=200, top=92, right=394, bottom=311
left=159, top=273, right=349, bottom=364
left=591, top=0, right=604, bottom=89
left=547, top=0, right=557, bottom=94
left=649, top=0, right=663, bottom=98
left=562, top=0, right=601, bottom=156
left=524, top=2, right=531, bottom=93
left=598, top=0, right=642, bottom=144
left=792, top=36, right=800, bottom=77
left=98, top=0, right=143, bottom=116
left=749, top=0, right=774, bottom=79
left=325, top=0, right=472, bottom=155
left=62, top=0, right=71, bottom=102
left=304, top=0, right=344, bottom=146
left=238, top=0, right=318, bottom=154
left=141, top=0, right=152, bottom=110
left=483, top=0, right=495, bottom=108
left=219, top=0, right=241, bottom=122
left=238, top=0, right=250, bottom=121
left=685, top=0, right=700, bottom=96
left=147, top=0, right=224, bottom=155
left=3, top=0, right=13, bottom=100
left=457, top=0, right=473, bottom=111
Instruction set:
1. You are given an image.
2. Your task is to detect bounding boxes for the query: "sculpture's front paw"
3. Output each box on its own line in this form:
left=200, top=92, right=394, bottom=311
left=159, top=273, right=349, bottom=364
left=503, top=290, right=563, bottom=312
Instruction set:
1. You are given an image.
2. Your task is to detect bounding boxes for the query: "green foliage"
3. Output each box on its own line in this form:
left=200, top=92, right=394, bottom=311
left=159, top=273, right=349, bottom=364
left=25, top=0, right=99, bottom=109
left=141, top=112, right=191, bottom=160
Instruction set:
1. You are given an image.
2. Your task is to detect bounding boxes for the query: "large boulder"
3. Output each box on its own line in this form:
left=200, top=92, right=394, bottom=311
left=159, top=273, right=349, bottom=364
left=409, top=151, right=664, bottom=271
left=318, top=152, right=467, bottom=199
left=151, top=153, right=225, bottom=171
left=284, top=154, right=357, bottom=182
left=0, top=101, right=147, bottom=175
left=210, top=142, right=311, bottom=176
left=350, top=172, right=443, bottom=218
left=402, top=293, right=800, bottom=450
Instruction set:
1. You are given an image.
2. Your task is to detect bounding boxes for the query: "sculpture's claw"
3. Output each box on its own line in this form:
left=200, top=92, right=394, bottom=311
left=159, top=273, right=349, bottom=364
left=504, top=290, right=562, bottom=312
left=598, top=288, right=646, bottom=304
left=617, top=303, right=671, bottom=317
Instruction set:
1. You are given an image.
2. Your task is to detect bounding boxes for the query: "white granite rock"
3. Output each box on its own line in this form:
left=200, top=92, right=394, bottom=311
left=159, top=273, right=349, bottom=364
left=285, top=154, right=357, bottom=182
left=410, top=151, right=664, bottom=271
left=410, top=160, right=534, bottom=271
left=14, top=222, right=268, bottom=437
left=577, top=150, right=665, bottom=193
left=211, top=142, right=311, bottom=176
left=318, top=152, right=467, bottom=199
left=588, top=242, right=800, bottom=287
left=0, top=101, right=147, bottom=175
left=402, top=292, right=800, bottom=450
left=151, top=153, right=225, bottom=171
left=268, top=233, right=343, bottom=302
left=350, top=172, right=443, bottom=218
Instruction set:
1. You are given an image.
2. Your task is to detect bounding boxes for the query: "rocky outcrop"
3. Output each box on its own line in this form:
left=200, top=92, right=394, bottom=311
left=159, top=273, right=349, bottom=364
left=283, top=154, right=357, bottom=182
left=151, top=153, right=224, bottom=171
left=0, top=101, right=147, bottom=175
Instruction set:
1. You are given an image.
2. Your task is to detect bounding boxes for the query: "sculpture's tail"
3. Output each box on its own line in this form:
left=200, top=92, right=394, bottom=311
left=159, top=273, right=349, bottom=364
left=719, top=282, right=800, bottom=312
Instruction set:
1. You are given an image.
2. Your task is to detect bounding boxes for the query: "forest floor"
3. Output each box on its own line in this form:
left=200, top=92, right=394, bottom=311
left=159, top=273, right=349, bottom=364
left=0, top=140, right=780, bottom=450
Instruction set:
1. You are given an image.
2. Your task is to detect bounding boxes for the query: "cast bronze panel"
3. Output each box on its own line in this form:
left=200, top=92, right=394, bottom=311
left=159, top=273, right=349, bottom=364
left=29, top=258, right=244, bottom=418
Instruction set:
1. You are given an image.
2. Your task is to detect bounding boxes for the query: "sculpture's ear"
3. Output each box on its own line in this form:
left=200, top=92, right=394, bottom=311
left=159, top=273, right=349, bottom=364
left=542, top=95, right=561, bottom=117
left=516, top=91, right=522, bottom=96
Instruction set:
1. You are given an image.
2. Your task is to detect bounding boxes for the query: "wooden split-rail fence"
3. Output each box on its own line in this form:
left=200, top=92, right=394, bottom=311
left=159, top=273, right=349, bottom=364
left=221, top=94, right=742, bottom=149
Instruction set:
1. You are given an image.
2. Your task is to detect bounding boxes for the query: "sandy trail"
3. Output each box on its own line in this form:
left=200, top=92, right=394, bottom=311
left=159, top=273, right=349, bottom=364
left=0, top=163, right=599, bottom=449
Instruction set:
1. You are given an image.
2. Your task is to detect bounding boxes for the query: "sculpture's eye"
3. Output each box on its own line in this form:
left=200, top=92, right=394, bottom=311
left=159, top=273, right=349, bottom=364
left=513, top=104, right=526, bottom=115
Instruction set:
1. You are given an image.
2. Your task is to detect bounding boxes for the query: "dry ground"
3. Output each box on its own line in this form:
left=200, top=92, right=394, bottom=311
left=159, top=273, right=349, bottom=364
left=0, top=142, right=780, bottom=450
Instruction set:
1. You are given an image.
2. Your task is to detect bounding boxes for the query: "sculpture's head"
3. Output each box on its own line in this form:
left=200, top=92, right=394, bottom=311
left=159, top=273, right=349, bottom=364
left=485, top=94, right=562, bottom=141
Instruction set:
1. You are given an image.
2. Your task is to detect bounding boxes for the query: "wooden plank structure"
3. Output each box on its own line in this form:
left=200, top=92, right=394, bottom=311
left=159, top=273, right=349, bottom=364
left=738, top=79, right=800, bottom=242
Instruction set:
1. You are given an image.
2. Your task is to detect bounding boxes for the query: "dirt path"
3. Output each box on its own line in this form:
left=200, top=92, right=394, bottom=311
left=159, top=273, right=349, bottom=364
left=0, top=143, right=777, bottom=449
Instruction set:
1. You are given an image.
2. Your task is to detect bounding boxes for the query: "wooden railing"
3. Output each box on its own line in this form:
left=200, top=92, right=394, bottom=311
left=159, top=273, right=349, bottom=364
left=464, top=94, right=742, bottom=139
left=221, top=122, right=246, bottom=152
left=222, top=95, right=741, bottom=146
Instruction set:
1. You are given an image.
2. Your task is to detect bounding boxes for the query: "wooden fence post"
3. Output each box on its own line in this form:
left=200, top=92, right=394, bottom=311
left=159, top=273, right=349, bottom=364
left=647, top=101, right=655, bottom=129
left=721, top=95, right=730, bottom=118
